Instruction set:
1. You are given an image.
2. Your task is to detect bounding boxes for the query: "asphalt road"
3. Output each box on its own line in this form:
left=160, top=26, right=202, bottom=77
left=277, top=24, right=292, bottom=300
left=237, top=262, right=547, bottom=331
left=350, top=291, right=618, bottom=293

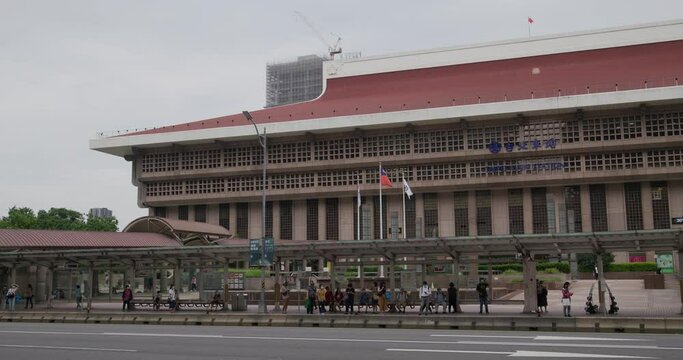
left=0, top=323, right=681, bottom=360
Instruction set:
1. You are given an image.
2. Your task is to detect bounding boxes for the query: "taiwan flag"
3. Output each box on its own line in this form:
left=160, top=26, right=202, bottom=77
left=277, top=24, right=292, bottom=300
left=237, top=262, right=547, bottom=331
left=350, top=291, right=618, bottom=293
left=380, top=166, right=393, bottom=187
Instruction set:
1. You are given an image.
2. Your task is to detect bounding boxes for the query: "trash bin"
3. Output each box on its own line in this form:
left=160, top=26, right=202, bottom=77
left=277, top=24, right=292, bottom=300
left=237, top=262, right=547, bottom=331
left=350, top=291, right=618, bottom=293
left=231, top=293, right=248, bottom=311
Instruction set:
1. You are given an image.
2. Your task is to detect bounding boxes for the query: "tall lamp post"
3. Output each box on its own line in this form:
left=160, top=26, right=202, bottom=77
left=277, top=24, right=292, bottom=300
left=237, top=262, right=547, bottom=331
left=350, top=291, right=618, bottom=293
left=242, top=110, right=268, bottom=314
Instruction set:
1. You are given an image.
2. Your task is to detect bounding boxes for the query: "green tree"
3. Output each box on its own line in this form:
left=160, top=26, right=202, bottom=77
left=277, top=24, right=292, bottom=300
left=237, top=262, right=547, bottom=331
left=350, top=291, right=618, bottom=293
left=0, top=206, right=38, bottom=229
left=1, top=206, right=118, bottom=232
left=85, top=214, right=118, bottom=232
left=577, top=253, right=615, bottom=273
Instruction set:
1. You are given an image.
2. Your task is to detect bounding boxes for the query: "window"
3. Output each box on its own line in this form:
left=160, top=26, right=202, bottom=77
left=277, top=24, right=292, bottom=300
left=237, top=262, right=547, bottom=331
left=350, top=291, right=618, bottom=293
left=508, top=189, right=524, bottom=234
left=306, top=199, right=319, bottom=241
left=219, top=204, right=229, bottom=230
left=423, top=193, right=439, bottom=237
left=325, top=198, right=339, bottom=240
left=405, top=196, right=416, bottom=238
left=454, top=191, right=469, bottom=236
left=236, top=203, right=249, bottom=239
left=194, top=205, right=206, bottom=223
left=624, top=183, right=643, bottom=231
left=154, top=207, right=167, bottom=218
left=589, top=185, right=608, bottom=232
left=279, top=201, right=293, bottom=240
left=651, top=182, right=670, bottom=229
left=178, top=206, right=188, bottom=221
left=531, top=188, right=548, bottom=233
left=564, top=186, right=582, bottom=233
left=476, top=190, right=492, bottom=236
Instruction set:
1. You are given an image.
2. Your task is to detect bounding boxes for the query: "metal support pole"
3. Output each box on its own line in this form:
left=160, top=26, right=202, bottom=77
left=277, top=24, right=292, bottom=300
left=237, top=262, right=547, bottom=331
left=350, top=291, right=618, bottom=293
left=389, top=259, right=396, bottom=307
left=597, top=255, right=606, bottom=315
left=453, top=253, right=462, bottom=312
left=87, top=262, right=94, bottom=313
left=273, top=257, right=281, bottom=312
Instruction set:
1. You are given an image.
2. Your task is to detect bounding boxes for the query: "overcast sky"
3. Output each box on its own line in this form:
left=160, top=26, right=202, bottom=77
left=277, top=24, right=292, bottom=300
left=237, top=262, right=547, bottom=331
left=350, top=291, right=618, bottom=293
left=1, top=0, right=682, bottom=229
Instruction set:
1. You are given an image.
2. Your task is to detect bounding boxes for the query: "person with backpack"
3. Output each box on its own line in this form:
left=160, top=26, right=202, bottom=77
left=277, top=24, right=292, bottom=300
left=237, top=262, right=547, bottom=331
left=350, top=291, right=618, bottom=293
left=476, top=278, right=489, bottom=314
left=6, top=284, right=17, bottom=312
left=122, top=284, right=133, bottom=311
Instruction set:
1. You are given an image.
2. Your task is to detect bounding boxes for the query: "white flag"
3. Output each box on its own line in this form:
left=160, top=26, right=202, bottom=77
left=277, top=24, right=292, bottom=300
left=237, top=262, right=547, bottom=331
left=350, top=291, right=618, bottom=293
left=402, top=178, right=413, bottom=199
left=357, top=184, right=361, bottom=208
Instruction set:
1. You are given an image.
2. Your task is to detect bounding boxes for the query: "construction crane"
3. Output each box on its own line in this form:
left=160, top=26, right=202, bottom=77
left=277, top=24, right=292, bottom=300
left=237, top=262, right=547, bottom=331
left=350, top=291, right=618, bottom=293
left=294, top=11, right=342, bottom=59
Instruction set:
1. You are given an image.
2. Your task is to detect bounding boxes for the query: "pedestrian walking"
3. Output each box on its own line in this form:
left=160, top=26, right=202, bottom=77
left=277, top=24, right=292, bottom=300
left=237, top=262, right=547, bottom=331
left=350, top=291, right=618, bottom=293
left=434, top=288, right=446, bottom=314
left=168, top=284, right=177, bottom=311
left=344, top=283, right=355, bottom=314
left=476, top=278, right=489, bottom=314
left=122, top=284, right=133, bottom=311
left=153, top=291, right=161, bottom=311
left=447, top=282, right=458, bottom=313
left=418, top=281, right=430, bottom=315
left=75, top=284, right=83, bottom=310
left=6, top=284, right=17, bottom=312
left=281, top=281, right=290, bottom=314
left=561, top=281, right=573, bottom=317
left=24, top=284, right=33, bottom=309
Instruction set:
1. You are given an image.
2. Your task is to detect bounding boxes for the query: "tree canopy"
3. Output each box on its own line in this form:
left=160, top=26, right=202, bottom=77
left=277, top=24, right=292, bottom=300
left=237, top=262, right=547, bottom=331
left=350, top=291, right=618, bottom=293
left=0, top=206, right=118, bottom=232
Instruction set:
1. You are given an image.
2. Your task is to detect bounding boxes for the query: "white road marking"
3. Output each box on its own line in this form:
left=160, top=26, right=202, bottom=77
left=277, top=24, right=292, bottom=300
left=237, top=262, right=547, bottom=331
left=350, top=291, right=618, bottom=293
left=388, top=348, right=654, bottom=358
left=430, top=334, right=649, bottom=342
left=0, top=344, right=136, bottom=352
left=457, top=340, right=669, bottom=350
left=509, top=350, right=654, bottom=358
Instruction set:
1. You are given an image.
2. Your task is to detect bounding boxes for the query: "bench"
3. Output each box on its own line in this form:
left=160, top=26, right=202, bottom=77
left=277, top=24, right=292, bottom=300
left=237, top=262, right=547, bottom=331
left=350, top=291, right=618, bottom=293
left=131, top=299, right=224, bottom=312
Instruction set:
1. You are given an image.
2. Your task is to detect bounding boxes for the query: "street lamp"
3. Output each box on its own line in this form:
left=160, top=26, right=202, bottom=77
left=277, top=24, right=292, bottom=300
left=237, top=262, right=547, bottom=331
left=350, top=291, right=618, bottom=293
left=242, top=110, right=268, bottom=314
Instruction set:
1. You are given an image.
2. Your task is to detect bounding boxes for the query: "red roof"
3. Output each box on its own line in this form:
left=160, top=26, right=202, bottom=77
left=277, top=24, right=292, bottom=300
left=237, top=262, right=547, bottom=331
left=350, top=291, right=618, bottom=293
left=0, top=229, right=181, bottom=250
left=129, top=40, right=683, bottom=136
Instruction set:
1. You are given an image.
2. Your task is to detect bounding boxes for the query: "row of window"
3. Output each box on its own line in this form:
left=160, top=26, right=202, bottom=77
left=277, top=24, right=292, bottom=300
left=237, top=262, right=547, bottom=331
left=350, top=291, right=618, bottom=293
left=145, top=150, right=681, bottom=197
left=140, top=109, right=683, bottom=173
left=154, top=181, right=671, bottom=240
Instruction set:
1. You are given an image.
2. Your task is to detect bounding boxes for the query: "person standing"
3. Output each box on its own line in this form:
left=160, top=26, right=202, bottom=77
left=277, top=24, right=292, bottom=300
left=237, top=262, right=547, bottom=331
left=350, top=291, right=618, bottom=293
left=122, top=284, right=133, bottom=312
left=6, top=285, right=17, bottom=312
left=539, top=281, right=548, bottom=313
left=418, top=281, right=430, bottom=315
left=344, top=283, right=355, bottom=315
left=306, top=283, right=316, bottom=314
left=75, top=284, right=83, bottom=311
left=280, top=281, right=290, bottom=314
left=434, top=288, right=446, bottom=314
left=168, top=284, right=177, bottom=311
left=24, top=284, right=33, bottom=310
left=561, top=281, right=574, bottom=317
left=191, top=276, right=197, bottom=292
left=378, top=281, right=387, bottom=313
left=316, top=284, right=326, bottom=314
left=476, top=278, right=489, bottom=314
left=325, top=286, right=334, bottom=313
left=447, top=282, right=458, bottom=313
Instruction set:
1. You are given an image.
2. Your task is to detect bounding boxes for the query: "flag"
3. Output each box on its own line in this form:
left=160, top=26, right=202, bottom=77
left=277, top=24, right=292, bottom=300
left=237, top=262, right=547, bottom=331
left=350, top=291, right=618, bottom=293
left=402, top=178, right=413, bottom=199
left=380, top=166, right=393, bottom=187
left=357, top=184, right=361, bottom=208
left=528, top=17, right=534, bottom=24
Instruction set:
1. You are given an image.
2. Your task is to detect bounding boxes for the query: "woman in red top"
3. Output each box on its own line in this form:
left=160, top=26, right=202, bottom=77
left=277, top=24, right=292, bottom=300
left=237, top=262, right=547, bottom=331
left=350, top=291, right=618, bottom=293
left=561, top=281, right=573, bottom=317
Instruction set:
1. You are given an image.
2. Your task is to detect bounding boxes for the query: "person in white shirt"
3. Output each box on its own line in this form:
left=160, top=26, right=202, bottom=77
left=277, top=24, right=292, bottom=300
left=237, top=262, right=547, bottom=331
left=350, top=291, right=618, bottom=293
left=418, top=281, right=431, bottom=315
left=168, top=284, right=177, bottom=311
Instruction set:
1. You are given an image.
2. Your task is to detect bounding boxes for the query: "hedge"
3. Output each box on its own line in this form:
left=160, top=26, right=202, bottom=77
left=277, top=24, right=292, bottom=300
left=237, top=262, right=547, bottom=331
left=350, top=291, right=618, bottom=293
left=606, top=262, right=657, bottom=272
left=479, top=262, right=570, bottom=274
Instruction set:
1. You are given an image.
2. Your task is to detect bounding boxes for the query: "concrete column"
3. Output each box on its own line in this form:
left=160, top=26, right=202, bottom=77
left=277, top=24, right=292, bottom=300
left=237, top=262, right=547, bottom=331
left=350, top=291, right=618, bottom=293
left=174, top=262, right=182, bottom=297
left=293, top=200, right=307, bottom=241
left=421, top=262, right=426, bottom=283
left=523, top=188, right=533, bottom=234
left=580, top=184, right=592, bottom=232
left=152, top=268, right=158, bottom=297
left=249, top=202, right=261, bottom=240
left=87, top=264, right=94, bottom=312
left=36, top=266, right=47, bottom=304
left=108, top=267, right=113, bottom=303
left=677, top=250, right=683, bottom=314
left=606, top=183, right=626, bottom=231
left=597, top=255, right=607, bottom=315
left=124, top=268, right=134, bottom=288
left=10, top=265, right=16, bottom=285
left=641, top=182, right=654, bottom=230
left=198, top=268, right=205, bottom=301
left=46, top=264, right=54, bottom=309
left=438, top=192, right=455, bottom=237
left=492, top=189, right=509, bottom=235
left=223, top=262, right=230, bottom=311
left=487, top=256, right=494, bottom=301
left=453, top=254, right=462, bottom=312
left=318, top=199, right=326, bottom=241
left=522, top=256, right=538, bottom=313
left=160, top=268, right=168, bottom=293
left=340, top=197, right=354, bottom=240
left=467, top=191, right=477, bottom=236
left=273, top=201, right=281, bottom=241
left=415, top=194, right=425, bottom=238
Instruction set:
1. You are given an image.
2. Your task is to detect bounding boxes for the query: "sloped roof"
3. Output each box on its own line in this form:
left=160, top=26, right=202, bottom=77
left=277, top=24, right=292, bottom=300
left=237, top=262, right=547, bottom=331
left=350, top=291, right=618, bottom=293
left=123, top=216, right=231, bottom=239
left=0, top=229, right=181, bottom=250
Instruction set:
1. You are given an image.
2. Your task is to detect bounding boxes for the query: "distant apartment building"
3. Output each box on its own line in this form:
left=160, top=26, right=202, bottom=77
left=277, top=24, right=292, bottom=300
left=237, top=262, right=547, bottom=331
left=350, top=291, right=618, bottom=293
left=89, top=208, right=113, bottom=218
left=265, top=55, right=325, bottom=108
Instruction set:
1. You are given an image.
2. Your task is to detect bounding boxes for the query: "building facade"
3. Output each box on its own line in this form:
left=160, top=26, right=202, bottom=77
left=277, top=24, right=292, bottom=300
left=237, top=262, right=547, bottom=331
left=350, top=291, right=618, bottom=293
left=265, top=55, right=325, bottom=108
left=89, top=207, right=113, bottom=218
left=92, top=21, right=683, bottom=265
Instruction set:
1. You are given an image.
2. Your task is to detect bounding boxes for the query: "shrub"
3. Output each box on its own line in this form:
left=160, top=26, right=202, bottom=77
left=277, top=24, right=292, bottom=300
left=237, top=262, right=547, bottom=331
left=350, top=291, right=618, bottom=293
left=607, top=262, right=657, bottom=272
left=542, top=268, right=561, bottom=274
left=503, top=269, right=521, bottom=275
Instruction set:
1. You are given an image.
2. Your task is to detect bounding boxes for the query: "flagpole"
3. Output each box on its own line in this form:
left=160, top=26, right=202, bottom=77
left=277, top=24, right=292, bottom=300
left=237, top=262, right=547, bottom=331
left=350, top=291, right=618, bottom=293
left=402, top=176, right=407, bottom=240
left=379, top=162, right=383, bottom=240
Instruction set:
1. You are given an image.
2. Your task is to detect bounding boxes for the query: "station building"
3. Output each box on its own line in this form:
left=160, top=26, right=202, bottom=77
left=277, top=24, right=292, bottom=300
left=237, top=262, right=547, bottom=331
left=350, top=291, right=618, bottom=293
left=91, top=21, right=683, bottom=271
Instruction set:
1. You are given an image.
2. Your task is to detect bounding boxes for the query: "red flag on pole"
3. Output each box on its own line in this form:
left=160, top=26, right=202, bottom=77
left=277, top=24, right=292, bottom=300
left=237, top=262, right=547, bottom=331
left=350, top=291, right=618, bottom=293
left=528, top=17, right=534, bottom=24
left=380, top=166, right=393, bottom=187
